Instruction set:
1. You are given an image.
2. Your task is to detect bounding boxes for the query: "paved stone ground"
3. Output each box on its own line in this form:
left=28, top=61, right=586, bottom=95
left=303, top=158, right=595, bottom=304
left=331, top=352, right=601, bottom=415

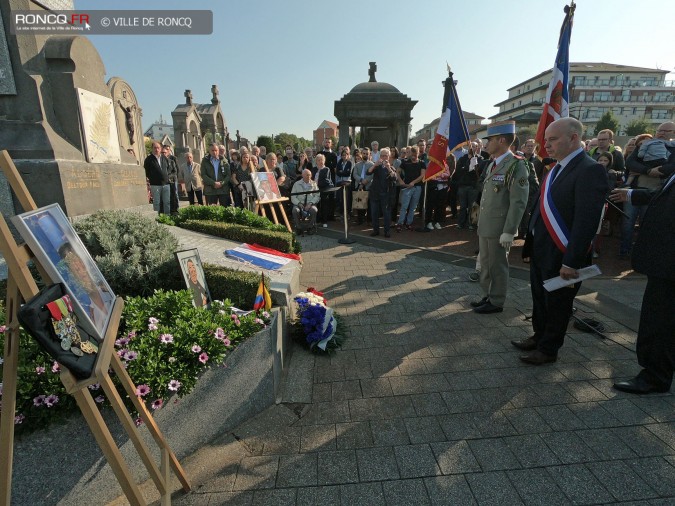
left=166, top=231, right=674, bottom=506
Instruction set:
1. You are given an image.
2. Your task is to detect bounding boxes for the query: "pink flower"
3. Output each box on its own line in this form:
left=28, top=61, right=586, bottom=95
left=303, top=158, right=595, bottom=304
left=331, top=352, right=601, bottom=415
left=127, top=350, right=138, bottom=361
left=127, top=331, right=137, bottom=339
left=44, top=394, right=59, bottom=407
left=51, top=362, right=60, bottom=373
left=135, top=384, right=151, bottom=397
left=35, top=366, right=45, bottom=375
left=255, top=318, right=264, bottom=325
left=148, top=323, right=158, bottom=331
left=151, top=399, right=164, bottom=410
left=160, top=333, right=174, bottom=344
left=168, top=379, right=181, bottom=392
left=198, top=352, right=209, bottom=364
left=215, top=327, right=225, bottom=339
left=134, top=417, right=144, bottom=427
left=117, top=349, right=127, bottom=358
left=230, top=314, right=238, bottom=320
left=148, top=317, right=159, bottom=324
left=191, top=344, right=202, bottom=353
left=235, top=319, right=241, bottom=327
left=223, top=338, right=231, bottom=347
left=115, top=337, right=129, bottom=347
left=14, top=414, right=25, bottom=425
left=0, top=325, right=7, bottom=333
left=33, top=395, right=46, bottom=407
left=95, top=395, right=105, bottom=404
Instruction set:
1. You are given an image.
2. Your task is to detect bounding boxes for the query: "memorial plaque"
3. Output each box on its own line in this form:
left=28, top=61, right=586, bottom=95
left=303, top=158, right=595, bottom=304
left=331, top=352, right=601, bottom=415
left=0, top=10, right=17, bottom=95
left=76, top=88, right=122, bottom=164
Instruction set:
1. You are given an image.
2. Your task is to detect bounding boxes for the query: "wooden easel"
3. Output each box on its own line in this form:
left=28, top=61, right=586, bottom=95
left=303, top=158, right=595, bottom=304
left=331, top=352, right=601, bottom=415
left=0, top=150, right=190, bottom=506
left=254, top=197, right=292, bottom=232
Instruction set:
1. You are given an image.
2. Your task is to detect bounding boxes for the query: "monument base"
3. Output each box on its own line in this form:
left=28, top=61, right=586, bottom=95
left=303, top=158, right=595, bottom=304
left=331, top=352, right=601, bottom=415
left=11, top=159, right=148, bottom=217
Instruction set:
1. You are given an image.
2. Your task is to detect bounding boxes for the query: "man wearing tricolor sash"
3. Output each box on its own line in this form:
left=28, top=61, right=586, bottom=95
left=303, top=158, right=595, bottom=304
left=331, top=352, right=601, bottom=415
left=512, top=118, right=608, bottom=365
left=471, top=121, right=529, bottom=315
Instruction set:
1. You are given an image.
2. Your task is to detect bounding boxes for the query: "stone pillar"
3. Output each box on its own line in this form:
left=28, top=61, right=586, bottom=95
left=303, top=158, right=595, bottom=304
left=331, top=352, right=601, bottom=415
left=337, top=119, right=350, bottom=150
left=398, top=122, right=410, bottom=148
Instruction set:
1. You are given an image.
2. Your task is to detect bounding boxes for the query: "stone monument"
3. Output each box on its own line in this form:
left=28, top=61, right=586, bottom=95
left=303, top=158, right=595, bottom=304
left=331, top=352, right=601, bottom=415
left=334, top=62, right=417, bottom=149
left=171, top=89, right=204, bottom=162
left=0, top=0, right=148, bottom=217
left=108, top=77, right=144, bottom=166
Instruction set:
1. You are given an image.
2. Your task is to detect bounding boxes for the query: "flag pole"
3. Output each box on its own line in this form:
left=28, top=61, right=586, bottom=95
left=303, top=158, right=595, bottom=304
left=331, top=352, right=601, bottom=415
left=416, top=67, right=455, bottom=234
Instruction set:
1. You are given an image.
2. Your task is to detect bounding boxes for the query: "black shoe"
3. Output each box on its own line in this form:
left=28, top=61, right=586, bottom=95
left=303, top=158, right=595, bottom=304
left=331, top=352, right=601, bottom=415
left=370, top=231, right=379, bottom=237
left=474, top=302, right=503, bottom=314
left=519, top=350, right=557, bottom=365
left=511, top=336, right=537, bottom=351
left=613, top=376, right=670, bottom=395
left=470, top=297, right=489, bottom=308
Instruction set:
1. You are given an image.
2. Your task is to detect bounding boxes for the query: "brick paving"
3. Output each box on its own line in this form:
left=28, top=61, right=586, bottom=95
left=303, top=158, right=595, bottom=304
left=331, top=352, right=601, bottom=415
left=171, top=229, right=674, bottom=506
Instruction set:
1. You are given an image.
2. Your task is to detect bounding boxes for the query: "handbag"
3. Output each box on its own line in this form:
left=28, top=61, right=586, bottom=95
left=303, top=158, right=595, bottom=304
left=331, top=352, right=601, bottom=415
left=18, top=283, right=100, bottom=379
left=352, top=190, right=369, bottom=210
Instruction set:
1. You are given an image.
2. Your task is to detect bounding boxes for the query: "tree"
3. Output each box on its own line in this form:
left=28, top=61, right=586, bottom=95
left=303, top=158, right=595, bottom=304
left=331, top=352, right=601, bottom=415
left=624, top=118, right=654, bottom=137
left=517, top=125, right=537, bottom=142
left=255, top=135, right=275, bottom=154
left=594, top=111, right=620, bottom=136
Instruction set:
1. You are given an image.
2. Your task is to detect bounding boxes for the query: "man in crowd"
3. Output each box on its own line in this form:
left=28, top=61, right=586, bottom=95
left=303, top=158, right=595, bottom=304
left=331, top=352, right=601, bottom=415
left=370, top=141, right=380, bottom=163
left=516, top=139, right=541, bottom=239
left=143, top=140, right=171, bottom=215
left=609, top=168, right=675, bottom=394
left=453, top=141, right=483, bottom=230
left=471, top=121, right=529, bottom=315
left=201, top=143, right=231, bottom=206
left=162, top=145, right=180, bottom=214
left=318, top=138, right=338, bottom=220
left=179, top=151, right=203, bottom=205
left=512, top=117, right=608, bottom=364
left=291, top=169, right=320, bottom=233
left=589, top=129, right=625, bottom=175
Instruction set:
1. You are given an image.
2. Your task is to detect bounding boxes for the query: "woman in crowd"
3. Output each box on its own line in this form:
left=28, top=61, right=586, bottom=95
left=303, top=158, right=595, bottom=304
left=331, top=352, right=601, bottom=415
left=425, top=153, right=452, bottom=230
left=352, top=148, right=373, bottom=225
left=367, top=147, right=397, bottom=237
left=335, top=147, right=353, bottom=219
left=315, top=153, right=333, bottom=227
left=231, top=151, right=256, bottom=209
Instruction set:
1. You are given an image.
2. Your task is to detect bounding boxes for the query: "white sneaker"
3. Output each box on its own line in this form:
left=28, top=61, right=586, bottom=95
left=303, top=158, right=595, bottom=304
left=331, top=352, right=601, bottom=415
left=322, top=223, right=328, bottom=228
left=434, top=222, right=442, bottom=230
left=426, top=222, right=434, bottom=230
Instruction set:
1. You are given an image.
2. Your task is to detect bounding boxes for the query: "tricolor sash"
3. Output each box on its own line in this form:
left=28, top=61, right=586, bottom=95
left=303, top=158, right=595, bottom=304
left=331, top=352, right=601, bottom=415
left=539, top=165, right=569, bottom=253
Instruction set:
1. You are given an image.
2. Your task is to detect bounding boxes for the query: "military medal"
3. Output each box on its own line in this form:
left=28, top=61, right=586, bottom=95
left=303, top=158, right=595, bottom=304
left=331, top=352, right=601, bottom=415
left=46, top=295, right=94, bottom=357
left=493, top=186, right=500, bottom=193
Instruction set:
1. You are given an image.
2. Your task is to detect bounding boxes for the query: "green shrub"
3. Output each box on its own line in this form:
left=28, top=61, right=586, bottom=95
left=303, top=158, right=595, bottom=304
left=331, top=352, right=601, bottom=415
left=74, top=211, right=183, bottom=297
left=204, top=265, right=270, bottom=310
left=180, top=219, right=298, bottom=254
left=174, top=205, right=287, bottom=232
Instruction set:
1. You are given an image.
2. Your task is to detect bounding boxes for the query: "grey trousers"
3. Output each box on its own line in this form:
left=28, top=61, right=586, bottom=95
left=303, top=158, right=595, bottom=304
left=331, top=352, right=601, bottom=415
left=478, top=235, right=510, bottom=307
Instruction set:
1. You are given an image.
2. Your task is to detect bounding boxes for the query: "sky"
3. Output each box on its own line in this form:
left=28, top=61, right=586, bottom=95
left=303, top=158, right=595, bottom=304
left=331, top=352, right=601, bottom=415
left=74, top=0, right=675, bottom=143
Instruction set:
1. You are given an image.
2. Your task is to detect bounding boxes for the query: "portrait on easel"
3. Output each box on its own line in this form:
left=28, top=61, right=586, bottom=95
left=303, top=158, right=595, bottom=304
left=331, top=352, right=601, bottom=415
left=251, top=171, right=282, bottom=202
left=175, top=248, right=211, bottom=308
left=11, top=203, right=116, bottom=340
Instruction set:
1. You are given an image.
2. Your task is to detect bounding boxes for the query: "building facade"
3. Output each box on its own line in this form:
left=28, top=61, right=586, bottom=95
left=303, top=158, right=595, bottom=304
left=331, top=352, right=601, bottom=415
left=412, top=111, right=485, bottom=144
left=143, top=114, right=174, bottom=142
left=313, top=120, right=338, bottom=148
left=490, top=62, right=675, bottom=136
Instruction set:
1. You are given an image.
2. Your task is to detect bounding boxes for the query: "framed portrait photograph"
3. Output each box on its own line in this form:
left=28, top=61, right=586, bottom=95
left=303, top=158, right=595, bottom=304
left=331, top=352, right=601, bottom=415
left=175, top=249, right=211, bottom=308
left=11, top=204, right=116, bottom=340
left=251, top=171, right=282, bottom=202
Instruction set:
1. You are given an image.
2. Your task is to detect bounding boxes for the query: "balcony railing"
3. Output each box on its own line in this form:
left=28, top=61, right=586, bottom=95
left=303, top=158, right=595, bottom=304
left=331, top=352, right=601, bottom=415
left=573, top=95, right=674, bottom=104
left=571, top=79, right=675, bottom=88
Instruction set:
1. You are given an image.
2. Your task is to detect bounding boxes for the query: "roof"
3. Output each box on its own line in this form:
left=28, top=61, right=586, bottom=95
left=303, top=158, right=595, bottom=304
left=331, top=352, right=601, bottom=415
left=507, top=62, right=668, bottom=92
left=348, top=82, right=402, bottom=94
left=317, top=120, right=338, bottom=130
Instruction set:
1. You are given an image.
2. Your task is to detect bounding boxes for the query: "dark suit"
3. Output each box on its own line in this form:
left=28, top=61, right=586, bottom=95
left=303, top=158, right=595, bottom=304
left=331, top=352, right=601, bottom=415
left=143, top=154, right=171, bottom=214
left=629, top=177, right=675, bottom=389
left=528, top=149, right=608, bottom=356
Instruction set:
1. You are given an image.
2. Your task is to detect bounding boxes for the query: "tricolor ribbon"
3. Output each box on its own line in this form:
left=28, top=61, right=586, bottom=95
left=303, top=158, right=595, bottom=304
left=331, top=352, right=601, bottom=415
left=46, top=295, right=74, bottom=321
left=539, top=165, right=569, bottom=253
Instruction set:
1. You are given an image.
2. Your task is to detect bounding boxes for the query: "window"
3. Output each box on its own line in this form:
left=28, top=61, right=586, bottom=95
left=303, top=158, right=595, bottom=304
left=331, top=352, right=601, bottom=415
left=651, top=109, right=669, bottom=119
left=578, top=91, right=586, bottom=102
left=593, top=91, right=611, bottom=102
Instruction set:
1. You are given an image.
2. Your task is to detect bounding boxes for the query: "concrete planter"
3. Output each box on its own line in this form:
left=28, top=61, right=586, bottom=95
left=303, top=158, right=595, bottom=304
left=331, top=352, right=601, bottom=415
left=11, top=307, right=289, bottom=506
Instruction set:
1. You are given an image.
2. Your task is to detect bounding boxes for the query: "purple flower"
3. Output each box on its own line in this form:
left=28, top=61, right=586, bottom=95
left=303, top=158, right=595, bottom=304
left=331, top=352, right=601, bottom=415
left=88, top=383, right=100, bottom=391
left=160, top=333, right=174, bottom=344
left=168, top=379, right=181, bottom=392
left=45, top=394, right=59, bottom=407
left=127, top=350, right=138, bottom=361
left=135, top=384, right=151, bottom=397
left=198, top=352, right=209, bottom=364
left=51, top=362, right=60, bottom=373
left=191, top=344, right=202, bottom=353
left=134, top=417, right=144, bottom=427
left=35, top=366, right=45, bottom=375
left=117, top=349, right=127, bottom=358
left=95, top=395, right=105, bottom=404
left=115, top=337, right=129, bottom=347
left=127, top=331, right=137, bottom=339
left=14, top=414, right=25, bottom=425
left=33, top=395, right=46, bottom=407
left=215, top=327, right=225, bottom=339
left=151, top=399, right=164, bottom=410
left=223, top=338, right=231, bottom=347
left=262, top=311, right=271, bottom=319
left=148, top=323, right=158, bottom=331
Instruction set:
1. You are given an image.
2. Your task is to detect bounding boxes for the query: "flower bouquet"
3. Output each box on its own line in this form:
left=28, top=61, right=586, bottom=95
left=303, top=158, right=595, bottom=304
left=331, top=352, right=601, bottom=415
left=293, top=288, right=343, bottom=353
